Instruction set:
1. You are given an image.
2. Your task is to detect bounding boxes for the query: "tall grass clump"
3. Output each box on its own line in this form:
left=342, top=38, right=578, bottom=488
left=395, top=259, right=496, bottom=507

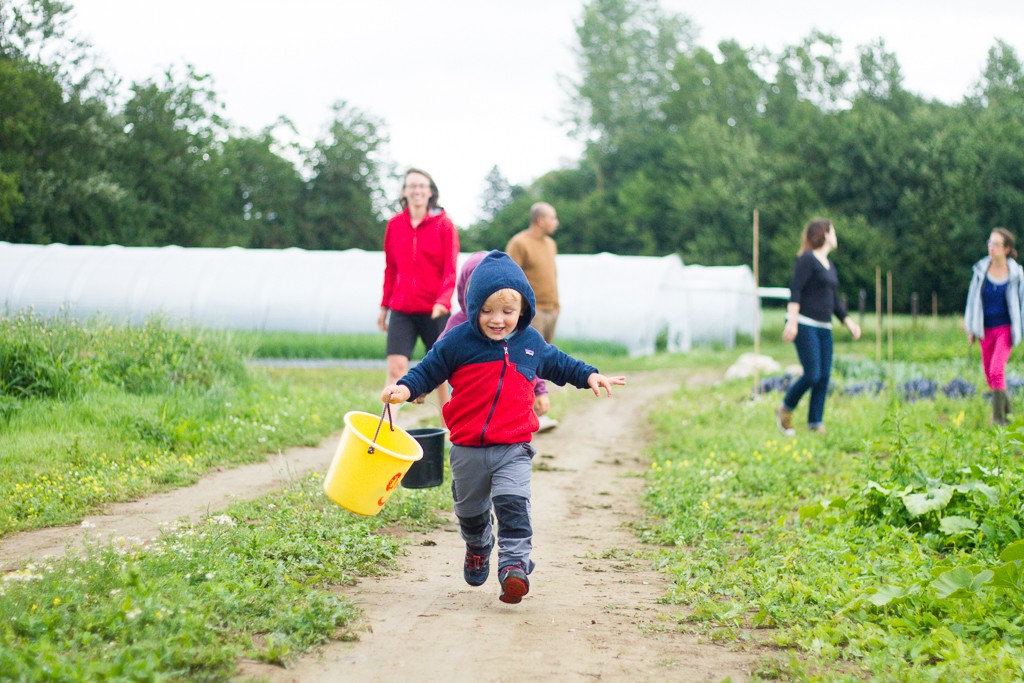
left=0, top=313, right=93, bottom=402
left=0, top=313, right=247, bottom=402
left=92, top=318, right=248, bottom=394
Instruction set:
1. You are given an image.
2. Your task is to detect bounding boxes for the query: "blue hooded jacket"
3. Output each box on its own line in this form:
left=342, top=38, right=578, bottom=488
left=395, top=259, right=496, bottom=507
left=398, top=250, right=596, bottom=446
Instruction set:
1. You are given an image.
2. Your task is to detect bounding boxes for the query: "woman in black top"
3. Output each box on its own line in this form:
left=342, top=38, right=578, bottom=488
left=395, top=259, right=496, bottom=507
left=775, top=218, right=861, bottom=436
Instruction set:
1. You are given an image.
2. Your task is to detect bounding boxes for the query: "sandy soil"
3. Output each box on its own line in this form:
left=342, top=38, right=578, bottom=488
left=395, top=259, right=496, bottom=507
left=0, top=369, right=765, bottom=682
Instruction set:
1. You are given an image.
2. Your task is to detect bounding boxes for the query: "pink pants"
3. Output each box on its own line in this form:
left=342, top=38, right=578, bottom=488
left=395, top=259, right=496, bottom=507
left=980, top=325, right=1013, bottom=391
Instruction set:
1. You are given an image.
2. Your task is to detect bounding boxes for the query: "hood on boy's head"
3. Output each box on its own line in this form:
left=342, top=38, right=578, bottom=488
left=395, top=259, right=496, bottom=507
left=456, top=251, right=487, bottom=313
left=466, top=250, right=536, bottom=336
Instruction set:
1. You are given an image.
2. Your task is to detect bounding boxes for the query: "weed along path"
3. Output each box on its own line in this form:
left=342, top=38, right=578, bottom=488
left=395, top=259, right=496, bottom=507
left=0, top=440, right=341, bottom=572
left=241, top=368, right=760, bottom=683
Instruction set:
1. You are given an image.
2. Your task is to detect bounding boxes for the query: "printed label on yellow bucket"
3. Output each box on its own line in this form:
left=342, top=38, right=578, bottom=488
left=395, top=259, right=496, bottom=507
left=323, top=411, right=423, bottom=516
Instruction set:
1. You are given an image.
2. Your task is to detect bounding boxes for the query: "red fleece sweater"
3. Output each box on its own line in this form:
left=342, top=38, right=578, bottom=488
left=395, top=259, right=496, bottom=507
left=381, top=208, right=459, bottom=315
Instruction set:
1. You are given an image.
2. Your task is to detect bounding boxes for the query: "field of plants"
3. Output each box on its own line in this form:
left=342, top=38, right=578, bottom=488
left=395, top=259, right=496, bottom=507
left=1, top=312, right=1023, bottom=680
left=645, top=315, right=1024, bottom=681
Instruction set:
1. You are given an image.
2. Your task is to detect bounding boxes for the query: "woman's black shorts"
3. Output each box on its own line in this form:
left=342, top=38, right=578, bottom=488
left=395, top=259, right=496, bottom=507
left=385, top=310, right=450, bottom=358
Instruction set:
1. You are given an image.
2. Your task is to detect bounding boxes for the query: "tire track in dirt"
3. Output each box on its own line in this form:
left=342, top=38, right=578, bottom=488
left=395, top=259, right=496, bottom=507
left=238, top=368, right=762, bottom=683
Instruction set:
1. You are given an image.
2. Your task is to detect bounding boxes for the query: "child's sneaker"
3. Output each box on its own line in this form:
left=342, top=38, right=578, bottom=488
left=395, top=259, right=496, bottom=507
left=536, top=415, right=559, bottom=433
left=498, top=562, right=530, bottom=604
left=463, top=540, right=493, bottom=587
left=775, top=405, right=795, bottom=437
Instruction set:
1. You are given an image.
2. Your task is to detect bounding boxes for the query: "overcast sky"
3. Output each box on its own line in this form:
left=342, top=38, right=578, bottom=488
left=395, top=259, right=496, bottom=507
left=67, top=0, right=1023, bottom=228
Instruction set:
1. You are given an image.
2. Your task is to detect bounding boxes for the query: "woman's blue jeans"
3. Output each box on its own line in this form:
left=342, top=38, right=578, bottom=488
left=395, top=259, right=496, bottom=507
left=783, top=324, right=833, bottom=427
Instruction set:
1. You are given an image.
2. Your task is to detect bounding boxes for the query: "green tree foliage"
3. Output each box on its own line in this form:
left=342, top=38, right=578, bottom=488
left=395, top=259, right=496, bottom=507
left=459, top=165, right=529, bottom=251
left=1, top=0, right=81, bottom=66
left=215, top=124, right=305, bottom=248
left=0, top=0, right=389, bottom=251
left=4, top=0, right=1024, bottom=313
left=0, top=1, right=125, bottom=243
left=567, top=0, right=694, bottom=186
left=298, top=101, right=389, bottom=251
left=111, top=66, right=231, bottom=246
left=470, top=0, right=1024, bottom=312
left=665, top=39, right=769, bottom=135
left=479, top=165, right=520, bottom=220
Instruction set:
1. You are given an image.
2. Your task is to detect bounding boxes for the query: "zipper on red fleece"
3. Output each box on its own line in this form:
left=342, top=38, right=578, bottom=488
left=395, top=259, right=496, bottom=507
left=479, top=341, right=510, bottom=446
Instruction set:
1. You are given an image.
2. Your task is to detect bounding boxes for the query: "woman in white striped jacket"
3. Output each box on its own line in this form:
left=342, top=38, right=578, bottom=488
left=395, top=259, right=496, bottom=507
left=964, top=227, right=1024, bottom=426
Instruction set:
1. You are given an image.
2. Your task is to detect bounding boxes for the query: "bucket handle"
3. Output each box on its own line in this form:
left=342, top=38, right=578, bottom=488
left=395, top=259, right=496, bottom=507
left=367, top=396, right=396, bottom=454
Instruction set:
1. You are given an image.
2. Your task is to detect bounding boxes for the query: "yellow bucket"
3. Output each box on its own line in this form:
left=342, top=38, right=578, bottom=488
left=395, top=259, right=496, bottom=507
left=323, top=410, right=424, bottom=516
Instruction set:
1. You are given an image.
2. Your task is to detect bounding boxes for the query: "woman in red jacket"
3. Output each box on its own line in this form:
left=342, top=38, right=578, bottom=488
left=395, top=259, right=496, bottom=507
left=378, top=168, right=460, bottom=417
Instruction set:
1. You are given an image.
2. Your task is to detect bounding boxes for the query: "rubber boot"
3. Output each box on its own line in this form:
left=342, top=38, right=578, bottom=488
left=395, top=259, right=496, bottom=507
left=993, top=390, right=1009, bottom=427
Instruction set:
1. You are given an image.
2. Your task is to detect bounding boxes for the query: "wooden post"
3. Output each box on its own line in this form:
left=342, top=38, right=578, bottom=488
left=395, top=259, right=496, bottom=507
left=752, top=209, right=760, bottom=397
left=875, top=267, right=882, bottom=363
left=887, top=271, right=894, bottom=392
left=932, top=291, right=938, bottom=320
left=911, top=292, right=918, bottom=323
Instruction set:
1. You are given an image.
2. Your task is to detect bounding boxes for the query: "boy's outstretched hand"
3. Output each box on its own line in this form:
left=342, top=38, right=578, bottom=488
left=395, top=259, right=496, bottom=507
left=587, top=373, right=627, bottom=397
left=381, top=385, right=411, bottom=404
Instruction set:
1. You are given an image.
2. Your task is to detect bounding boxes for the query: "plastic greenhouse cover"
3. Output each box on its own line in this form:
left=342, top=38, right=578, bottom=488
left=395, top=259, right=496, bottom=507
left=0, top=242, right=759, bottom=356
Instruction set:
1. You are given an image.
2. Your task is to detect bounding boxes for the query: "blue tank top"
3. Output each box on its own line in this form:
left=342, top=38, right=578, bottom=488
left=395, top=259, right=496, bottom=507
left=983, top=277, right=1011, bottom=328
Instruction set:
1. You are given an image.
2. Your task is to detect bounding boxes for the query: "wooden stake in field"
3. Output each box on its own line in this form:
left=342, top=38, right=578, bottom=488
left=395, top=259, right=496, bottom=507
left=752, top=209, right=760, bottom=397
left=875, top=267, right=882, bottom=364
left=887, top=271, right=894, bottom=394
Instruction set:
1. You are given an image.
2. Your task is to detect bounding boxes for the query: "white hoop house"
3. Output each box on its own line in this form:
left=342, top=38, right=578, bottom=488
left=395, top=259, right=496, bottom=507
left=0, top=242, right=759, bottom=356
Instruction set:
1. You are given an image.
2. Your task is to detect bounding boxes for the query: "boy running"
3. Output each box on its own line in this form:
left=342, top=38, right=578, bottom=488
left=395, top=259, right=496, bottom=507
left=381, top=250, right=625, bottom=604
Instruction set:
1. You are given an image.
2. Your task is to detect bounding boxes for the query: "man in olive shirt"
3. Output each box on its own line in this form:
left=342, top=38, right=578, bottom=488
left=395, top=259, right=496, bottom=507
left=506, top=202, right=559, bottom=342
left=506, top=202, right=560, bottom=430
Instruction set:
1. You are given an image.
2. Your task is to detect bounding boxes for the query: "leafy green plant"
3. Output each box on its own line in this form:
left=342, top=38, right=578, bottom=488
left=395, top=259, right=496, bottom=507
left=645, top=369, right=1024, bottom=681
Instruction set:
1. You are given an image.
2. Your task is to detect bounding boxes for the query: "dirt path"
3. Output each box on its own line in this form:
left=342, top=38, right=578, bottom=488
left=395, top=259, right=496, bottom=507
left=0, top=369, right=763, bottom=681
left=0, top=441, right=340, bottom=571
left=241, top=369, right=761, bottom=683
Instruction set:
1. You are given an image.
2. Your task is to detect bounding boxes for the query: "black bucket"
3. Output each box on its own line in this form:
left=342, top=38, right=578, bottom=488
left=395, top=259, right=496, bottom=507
left=401, top=427, right=447, bottom=489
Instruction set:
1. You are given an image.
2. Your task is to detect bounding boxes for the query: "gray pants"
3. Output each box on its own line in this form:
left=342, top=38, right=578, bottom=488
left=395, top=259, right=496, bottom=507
left=450, top=442, right=535, bottom=573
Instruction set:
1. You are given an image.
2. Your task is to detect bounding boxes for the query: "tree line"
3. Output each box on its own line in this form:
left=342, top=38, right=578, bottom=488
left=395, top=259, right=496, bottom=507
left=3, top=0, right=1024, bottom=312
left=0, top=1, right=389, bottom=252
left=465, top=0, right=1024, bottom=313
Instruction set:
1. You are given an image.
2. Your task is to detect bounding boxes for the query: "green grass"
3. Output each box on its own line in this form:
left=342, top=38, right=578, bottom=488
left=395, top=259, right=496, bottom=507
left=0, top=474, right=450, bottom=681
left=758, top=309, right=972, bottom=365
left=642, top=313, right=1024, bottom=681
left=0, top=365, right=385, bottom=536
left=238, top=328, right=633, bottom=361
left=0, top=314, right=390, bottom=537
left=5, top=312, right=1009, bottom=680
left=0, top=315, right=454, bottom=680
left=237, top=331, right=391, bottom=360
